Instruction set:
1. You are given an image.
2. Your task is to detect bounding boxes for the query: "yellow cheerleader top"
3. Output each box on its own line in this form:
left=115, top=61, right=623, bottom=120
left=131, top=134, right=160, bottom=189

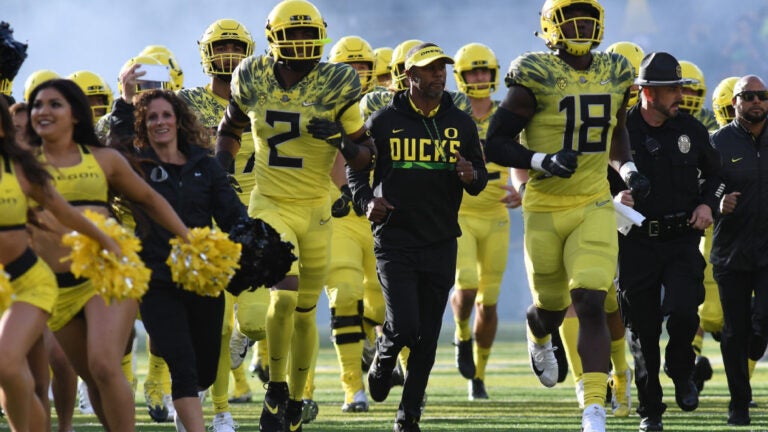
left=0, top=154, right=28, bottom=231
left=45, top=144, right=108, bottom=207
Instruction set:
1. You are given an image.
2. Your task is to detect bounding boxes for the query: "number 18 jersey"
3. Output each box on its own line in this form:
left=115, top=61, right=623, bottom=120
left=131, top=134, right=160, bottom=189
left=507, top=51, right=633, bottom=212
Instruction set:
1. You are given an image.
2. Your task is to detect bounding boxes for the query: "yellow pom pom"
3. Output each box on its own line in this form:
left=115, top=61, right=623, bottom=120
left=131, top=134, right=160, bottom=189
left=0, top=265, right=12, bottom=313
left=167, top=227, right=242, bottom=297
left=61, top=209, right=151, bottom=304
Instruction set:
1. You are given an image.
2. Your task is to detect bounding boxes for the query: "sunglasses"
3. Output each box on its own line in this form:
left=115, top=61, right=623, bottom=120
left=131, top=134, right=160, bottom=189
left=736, top=90, right=768, bottom=101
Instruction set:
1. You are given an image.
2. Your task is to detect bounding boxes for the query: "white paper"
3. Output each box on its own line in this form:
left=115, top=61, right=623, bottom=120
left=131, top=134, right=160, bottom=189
left=613, top=196, right=645, bottom=235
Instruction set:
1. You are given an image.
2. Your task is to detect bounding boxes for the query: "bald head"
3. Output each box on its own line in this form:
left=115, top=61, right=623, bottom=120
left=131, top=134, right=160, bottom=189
left=733, top=74, right=768, bottom=125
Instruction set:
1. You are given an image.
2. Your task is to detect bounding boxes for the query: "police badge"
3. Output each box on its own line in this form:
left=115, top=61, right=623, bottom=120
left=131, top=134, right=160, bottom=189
left=677, top=135, right=691, bottom=154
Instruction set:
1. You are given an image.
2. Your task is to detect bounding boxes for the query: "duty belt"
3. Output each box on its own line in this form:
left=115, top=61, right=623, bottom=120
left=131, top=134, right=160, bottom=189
left=637, top=212, right=693, bottom=238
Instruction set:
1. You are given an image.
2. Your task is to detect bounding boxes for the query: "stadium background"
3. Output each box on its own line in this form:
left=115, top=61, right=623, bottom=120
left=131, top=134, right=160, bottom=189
left=6, top=0, right=768, bottom=322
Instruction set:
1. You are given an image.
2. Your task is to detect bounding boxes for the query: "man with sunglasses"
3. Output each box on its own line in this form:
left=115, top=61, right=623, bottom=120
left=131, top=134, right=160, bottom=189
left=612, top=52, right=724, bottom=432
left=709, top=75, right=768, bottom=427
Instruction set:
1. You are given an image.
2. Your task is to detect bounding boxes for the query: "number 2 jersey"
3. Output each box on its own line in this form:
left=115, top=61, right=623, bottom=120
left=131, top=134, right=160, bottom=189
left=507, top=51, right=633, bottom=212
left=177, top=84, right=255, bottom=204
left=230, top=55, right=364, bottom=205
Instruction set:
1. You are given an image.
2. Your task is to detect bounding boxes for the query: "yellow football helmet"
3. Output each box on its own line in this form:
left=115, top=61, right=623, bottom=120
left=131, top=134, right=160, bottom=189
left=373, top=47, right=393, bottom=84
left=453, top=43, right=500, bottom=99
left=68, top=70, right=114, bottom=122
left=679, top=60, right=706, bottom=114
left=140, top=45, right=184, bottom=90
left=265, top=0, right=329, bottom=62
left=538, top=0, right=604, bottom=56
left=24, top=69, right=60, bottom=102
left=118, top=55, right=171, bottom=96
left=390, top=39, right=423, bottom=91
left=328, top=35, right=375, bottom=94
left=712, top=76, right=739, bottom=127
left=199, top=19, right=255, bottom=77
left=605, top=41, right=644, bottom=106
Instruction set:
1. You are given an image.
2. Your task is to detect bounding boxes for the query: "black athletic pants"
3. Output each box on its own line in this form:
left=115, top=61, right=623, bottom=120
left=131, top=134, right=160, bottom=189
left=713, top=265, right=768, bottom=411
left=375, top=238, right=457, bottom=422
left=140, top=280, right=225, bottom=399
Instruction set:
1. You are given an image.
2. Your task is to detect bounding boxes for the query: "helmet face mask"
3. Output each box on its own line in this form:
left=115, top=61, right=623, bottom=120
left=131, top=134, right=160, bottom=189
left=605, top=41, right=645, bottom=106
left=328, top=36, right=375, bottom=93
left=712, top=76, right=739, bottom=126
left=68, top=70, right=113, bottom=122
left=266, top=0, right=328, bottom=66
left=199, top=19, right=254, bottom=78
left=678, top=60, right=705, bottom=114
left=539, top=0, right=604, bottom=56
left=453, top=43, right=499, bottom=98
left=390, top=39, right=423, bottom=91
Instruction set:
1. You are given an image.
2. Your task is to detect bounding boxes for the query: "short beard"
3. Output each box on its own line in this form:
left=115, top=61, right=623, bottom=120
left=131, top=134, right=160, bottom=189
left=740, top=109, right=767, bottom=124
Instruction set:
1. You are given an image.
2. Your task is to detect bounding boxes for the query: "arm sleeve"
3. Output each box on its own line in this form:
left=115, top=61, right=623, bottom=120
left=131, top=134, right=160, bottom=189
left=699, top=132, right=725, bottom=213
left=209, top=159, right=249, bottom=231
left=462, top=121, right=488, bottom=196
left=484, top=105, right=534, bottom=168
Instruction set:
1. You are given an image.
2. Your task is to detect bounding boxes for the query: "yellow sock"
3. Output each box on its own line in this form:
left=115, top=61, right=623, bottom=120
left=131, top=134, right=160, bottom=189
left=266, top=290, right=298, bottom=383
left=147, top=351, right=172, bottom=395
left=232, top=363, right=251, bottom=396
left=692, top=333, right=704, bottom=356
left=290, top=308, right=318, bottom=399
left=559, top=316, right=582, bottom=384
left=474, top=344, right=491, bottom=381
left=121, top=352, right=135, bottom=393
left=398, top=347, right=410, bottom=371
left=749, top=358, right=757, bottom=379
left=526, top=325, right=551, bottom=346
left=211, top=329, right=232, bottom=414
left=334, top=340, right=365, bottom=402
left=455, top=317, right=471, bottom=342
left=610, top=338, right=629, bottom=374
left=582, top=371, right=609, bottom=407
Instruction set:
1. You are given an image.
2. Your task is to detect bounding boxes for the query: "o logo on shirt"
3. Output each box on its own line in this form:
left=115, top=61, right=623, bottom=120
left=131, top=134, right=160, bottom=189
left=444, top=127, right=458, bottom=139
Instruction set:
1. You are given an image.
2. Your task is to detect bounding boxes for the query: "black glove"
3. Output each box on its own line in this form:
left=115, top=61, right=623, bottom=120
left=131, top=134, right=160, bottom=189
left=541, top=149, right=579, bottom=178
left=625, top=171, right=651, bottom=200
left=332, top=185, right=364, bottom=218
left=307, top=117, right=343, bottom=148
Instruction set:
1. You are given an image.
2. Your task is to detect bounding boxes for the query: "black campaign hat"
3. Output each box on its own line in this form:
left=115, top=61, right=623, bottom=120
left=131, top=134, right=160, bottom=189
left=634, top=52, right=697, bottom=87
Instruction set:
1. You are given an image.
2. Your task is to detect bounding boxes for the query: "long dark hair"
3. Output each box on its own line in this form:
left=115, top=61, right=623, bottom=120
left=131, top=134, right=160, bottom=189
left=26, top=78, right=103, bottom=148
left=132, top=90, right=211, bottom=152
left=0, top=95, right=51, bottom=186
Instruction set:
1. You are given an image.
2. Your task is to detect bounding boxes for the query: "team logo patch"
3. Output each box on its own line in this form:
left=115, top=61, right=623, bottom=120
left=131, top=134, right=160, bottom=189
left=556, top=77, right=567, bottom=90
left=257, top=94, right=267, bottom=106
left=677, top=135, right=691, bottom=154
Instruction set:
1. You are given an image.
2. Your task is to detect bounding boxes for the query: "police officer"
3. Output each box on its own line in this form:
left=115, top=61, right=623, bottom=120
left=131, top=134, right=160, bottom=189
left=710, top=75, right=768, bottom=427
left=613, top=52, right=724, bottom=432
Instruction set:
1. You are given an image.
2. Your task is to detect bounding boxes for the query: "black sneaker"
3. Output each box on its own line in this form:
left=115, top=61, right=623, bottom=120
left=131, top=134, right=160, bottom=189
left=368, top=350, right=395, bottom=402
left=285, top=399, right=304, bottom=432
left=393, top=418, right=421, bottom=432
left=392, top=361, right=405, bottom=387
left=469, top=378, right=488, bottom=400
left=259, top=382, right=288, bottom=432
left=639, top=415, right=663, bottom=431
left=673, top=377, right=699, bottom=412
left=454, top=338, right=476, bottom=379
left=692, top=355, right=713, bottom=393
left=727, top=406, right=751, bottom=426
left=301, top=399, right=318, bottom=424
left=250, top=359, right=270, bottom=384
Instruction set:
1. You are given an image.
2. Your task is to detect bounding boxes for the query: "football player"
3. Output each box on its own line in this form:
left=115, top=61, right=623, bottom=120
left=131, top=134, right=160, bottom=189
left=23, top=69, right=59, bottom=102
left=450, top=42, right=520, bottom=401
left=372, top=46, right=393, bottom=90
left=712, top=76, right=739, bottom=127
left=214, top=1, right=376, bottom=431
left=484, top=1, right=646, bottom=431
left=679, top=60, right=718, bottom=131
left=140, top=44, right=184, bottom=91
left=174, top=18, right=258, bottom=432
left=68, top=70, right=114, bottom=124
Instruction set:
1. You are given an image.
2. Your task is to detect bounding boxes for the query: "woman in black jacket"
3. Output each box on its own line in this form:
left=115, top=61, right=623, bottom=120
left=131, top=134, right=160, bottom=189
left=114, top=89, right=247, bottom=432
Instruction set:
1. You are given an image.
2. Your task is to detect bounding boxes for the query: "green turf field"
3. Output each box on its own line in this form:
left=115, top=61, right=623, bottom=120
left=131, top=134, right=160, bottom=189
left=52, top=323, right=767, bottom=431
